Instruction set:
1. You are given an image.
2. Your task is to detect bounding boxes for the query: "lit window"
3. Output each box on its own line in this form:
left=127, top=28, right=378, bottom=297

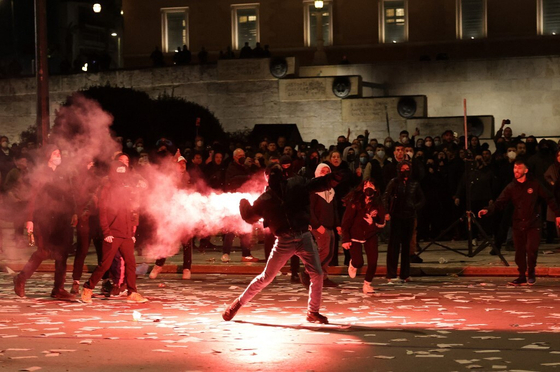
left=380, top=0, right=407, bottom=43
left=458, top=0, right=486, bottom=40
left=231, top=4, right=260, bottom=50
left=304, top=1, right=333, bottom=47
left=161, top=7, right=189, bottom=53
left=538, top=0, right=560, bottom=35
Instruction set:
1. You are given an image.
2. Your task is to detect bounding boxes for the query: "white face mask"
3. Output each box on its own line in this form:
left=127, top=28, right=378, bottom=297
left=136, top=146, right=144, bottom=153
left=405, top=151, right=414, bottom=159
left=126, top=141, right=133, bottom=148
left=376, top=151, right=385, bottom=158
left=51, top=157, right=62, bottom=166
left=507, top=151, right=517, bottom=160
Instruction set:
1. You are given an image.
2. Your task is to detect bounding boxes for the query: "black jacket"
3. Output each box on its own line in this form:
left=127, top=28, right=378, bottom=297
left=341, top=198, right=386, bottom=243
left=489, top=176, right=560, bottom=230
left=383, top=177, right=425, bottom=219
left=240, top=174, right=340, bottom=236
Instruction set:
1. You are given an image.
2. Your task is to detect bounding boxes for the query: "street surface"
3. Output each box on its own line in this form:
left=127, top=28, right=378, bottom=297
left=1, top=273, right=560, bottom=371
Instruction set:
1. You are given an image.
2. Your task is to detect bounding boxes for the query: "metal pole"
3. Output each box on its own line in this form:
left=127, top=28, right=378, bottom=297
left=35, top=0, right=50, bottom=146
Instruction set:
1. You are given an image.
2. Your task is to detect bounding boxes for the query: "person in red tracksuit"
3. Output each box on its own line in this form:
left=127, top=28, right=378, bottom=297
left=81, top=160, right=148, bottom=303
left=341, top=179, right=389, bottom=294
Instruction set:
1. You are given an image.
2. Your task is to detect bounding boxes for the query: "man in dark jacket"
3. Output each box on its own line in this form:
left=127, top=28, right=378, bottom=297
left=221, top=148, right=258, bottom=262
left=81, top=160, right=148, bottom=303
left=383, top=160, right=425, bottom=283
left=222, top=164, right=340, bottom=324
left=479, top=160, right=560, bottom=286
left=13, top=145, right=77, bottom=300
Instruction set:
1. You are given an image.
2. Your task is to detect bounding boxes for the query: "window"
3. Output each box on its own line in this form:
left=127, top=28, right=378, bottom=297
left=538, top=0, right=560, bottom=35
left=161, top=7, right=189, bottom=53
left=303, top=1, right=333, bottom=47
left=380, top=0, right=407, bottom=43
left=458, top=0, right=486, bottom=39
left=231, top=4, right=260, bottom=50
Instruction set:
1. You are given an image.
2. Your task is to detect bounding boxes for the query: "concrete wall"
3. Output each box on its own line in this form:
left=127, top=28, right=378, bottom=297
left=1, top=55, right=559, bottom=147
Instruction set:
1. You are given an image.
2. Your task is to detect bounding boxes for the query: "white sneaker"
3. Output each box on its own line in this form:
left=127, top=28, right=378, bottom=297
left=221, top=254, right=230, bottom=262
left=363, top=281, right=375, bottom=294
left=387, top=278, right=404, bottom=285
left=348, top=260, right=357, bottom=278
left=182, top=269, right=191, bottom=280
left=149, top=264, right=163, bottom=279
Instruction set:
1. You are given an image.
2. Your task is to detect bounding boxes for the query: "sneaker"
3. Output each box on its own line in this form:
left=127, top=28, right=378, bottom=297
left=363, top=281, right=375, bottom=294
left=222, top=298, right=242, bottom=321
left=13, top=274, right=25, bottom=298
left=527, top=276, right=536, bottom=286
left=402, top=277, right=412, bottom=283
left=348, top=260, right=357, bottom=278
left=410, top=254, right=423, bottom=263
left=241, top=256, right=260, bottom=262
left=101, top=279, right=113, bottom=298
left=221, top=253, right=230, bottom=262
left=111, top=284, right=127, bottom=297
left=182, top=269, right=191, bottom=280
left=387, top=278, right=404, bottom=285
left=51, top=288, right=76, bottom=301
left=70, top=280, right=80, bottom=294
left=323, top=277, right=338, bottom=288
left=508, top=277, right=527, bottom=286
left=81, top=287, right=93, bottom=303
left=306, top=311, right=329, bottom=324
left=127, top=292, right=149, bottom=303
left=149, top=264, right=163, bottom=279
left=299, top=271, right=310, bottom=289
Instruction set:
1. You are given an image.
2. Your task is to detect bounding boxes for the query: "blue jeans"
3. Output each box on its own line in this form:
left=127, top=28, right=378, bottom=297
left=238, top=231, right=323, bottom=312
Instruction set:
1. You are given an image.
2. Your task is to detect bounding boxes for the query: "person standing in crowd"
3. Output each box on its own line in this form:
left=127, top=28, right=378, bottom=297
left=149, top=156, right=194, bottom=280
left=3, top=154, right=31, bottom=248
left=305, top=163, right=341, bottom=288
left=0, top=136, right=13, bottom=182
left=544, top=149, right=560, bottom=243
left=70, top=159, right=104, bottom=294
left=222, top=148, right=259, bottom=262
left=81, top=160, right=148, bottom=303
left=342, top=179, right=389, bottom=294
left=13, top=145, right=77, bottom=300
left=222, top=163, right=341, bottom=324
left=479, top=160, right=560, bottom=286
left=383, top=160, right=425, bottom=284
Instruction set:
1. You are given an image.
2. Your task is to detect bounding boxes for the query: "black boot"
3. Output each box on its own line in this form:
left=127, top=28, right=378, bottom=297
left=13, top=274, right=25, bottom=298
left=306, top=311, right=329, bottom=324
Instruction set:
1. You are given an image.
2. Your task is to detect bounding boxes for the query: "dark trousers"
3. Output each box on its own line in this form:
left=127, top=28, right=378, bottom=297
left=512, top=227, right=540, bottom=277
left=85, top=237, right=137, bottom=293
left=386, top=217, right=414, bottom=279
left=349, top=237, right=379, bottom=282
left=155, top=238, right=193, bottom=270
left=19, top=228, right=69, bottom=291
left=72, top=217, right=103, bottom=281
left=222, top=232, right=251, bottom=256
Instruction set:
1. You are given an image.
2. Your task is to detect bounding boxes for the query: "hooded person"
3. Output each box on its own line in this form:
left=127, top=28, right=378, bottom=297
left=222, top=163, right=342, bottom=325
left=81, top=160, right=148, bottom=304
left=13, top=145, right=78, bottom=300
left=382, top=160, right=425, bottom=284
left=305, top=163, right=341, bottom=288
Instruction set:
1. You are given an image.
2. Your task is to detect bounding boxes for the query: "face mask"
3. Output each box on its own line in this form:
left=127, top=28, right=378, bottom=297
left=1, top=142, right=8, bottom=149
left=347, top=154, right=355, bottom=162
left=399, top=170, right=411, bottom=179
left=434, top=140, right=441, bottom=146
left=364, top=187, right=377, bottom=197
left=507, top=151, right=517, bottom=160
left=405, top=151, right=414, bottom=159
left=136, top=146, right=144, bottom=153
left=376, top=151, right=385, bottom=158
left=385, top=142, right=393, bottom=148
left=425, top=141, right=432, bottom=147
left=237, top=156, right=246, bottom=165
left=367, top=150, right=374, bottom=158
left=359, top=157, right=368, bottom=165
left=401, top=138, right=410, bottom=145
left=196, top=141, right=203, bottom=147
left=126, top=141, right=133, bottom=148
left=51, top=157, right=62, bottom=166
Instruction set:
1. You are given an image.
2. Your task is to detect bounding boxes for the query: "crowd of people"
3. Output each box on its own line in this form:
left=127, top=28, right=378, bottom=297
left=1, top=121, right=560, bottom=316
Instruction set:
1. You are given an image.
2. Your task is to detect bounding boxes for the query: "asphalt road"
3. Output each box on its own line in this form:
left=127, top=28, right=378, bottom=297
left=1, top=273, right=560, bottom=371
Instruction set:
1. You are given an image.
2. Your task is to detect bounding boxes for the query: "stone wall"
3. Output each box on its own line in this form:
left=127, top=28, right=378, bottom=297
left=1, top=55, right=559, bottom=147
